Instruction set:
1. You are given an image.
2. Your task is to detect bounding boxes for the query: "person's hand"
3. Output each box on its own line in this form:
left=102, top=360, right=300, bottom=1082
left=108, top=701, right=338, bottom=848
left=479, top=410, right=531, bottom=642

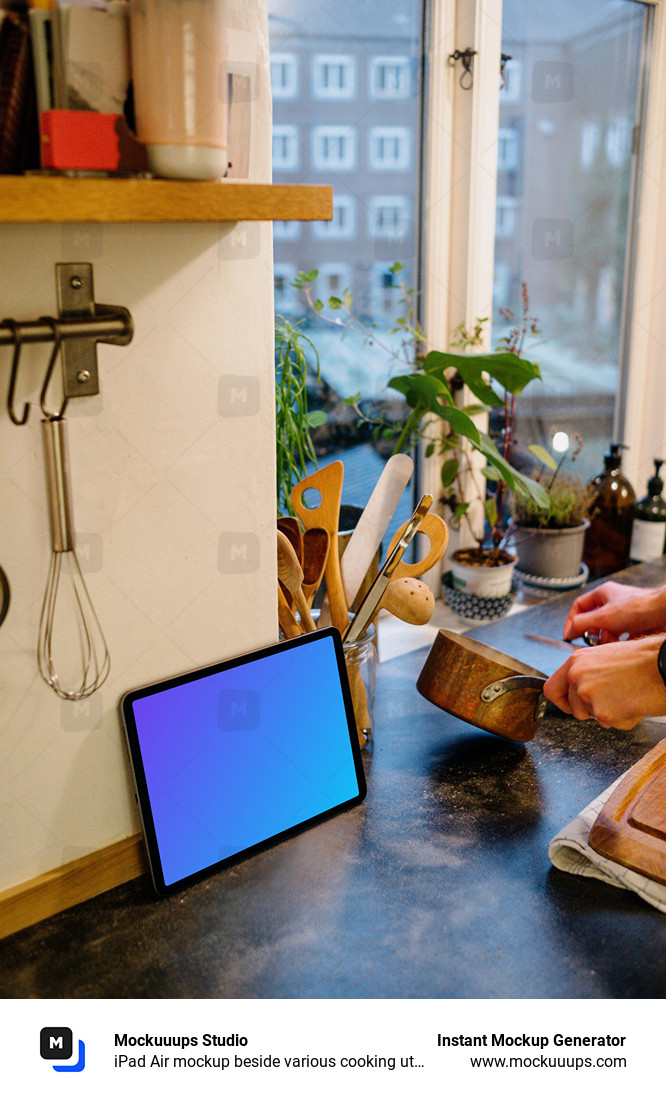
left=543, top=633, right=666, bottom=730
left=562, top=582, right=666, bottom=643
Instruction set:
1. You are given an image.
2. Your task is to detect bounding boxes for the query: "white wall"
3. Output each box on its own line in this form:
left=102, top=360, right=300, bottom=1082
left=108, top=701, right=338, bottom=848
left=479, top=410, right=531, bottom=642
left=0, top=1, right=277, bottom=893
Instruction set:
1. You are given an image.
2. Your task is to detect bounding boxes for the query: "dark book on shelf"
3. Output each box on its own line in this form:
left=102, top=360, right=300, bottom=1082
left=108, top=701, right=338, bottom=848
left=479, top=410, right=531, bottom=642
left=0, top=10, right=40, bottom=174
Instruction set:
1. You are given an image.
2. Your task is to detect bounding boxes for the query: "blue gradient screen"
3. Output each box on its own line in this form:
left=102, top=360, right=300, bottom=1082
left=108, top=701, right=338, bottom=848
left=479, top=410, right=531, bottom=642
left=127, top=633, right=362, bottom=890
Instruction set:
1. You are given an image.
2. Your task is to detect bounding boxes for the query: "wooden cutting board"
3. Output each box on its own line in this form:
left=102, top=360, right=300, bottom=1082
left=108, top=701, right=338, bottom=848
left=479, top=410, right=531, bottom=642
left=589, top=739, right=666, bottom=885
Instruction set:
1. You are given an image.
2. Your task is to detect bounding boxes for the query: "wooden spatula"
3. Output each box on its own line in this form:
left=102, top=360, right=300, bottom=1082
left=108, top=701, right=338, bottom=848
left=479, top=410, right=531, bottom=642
left=301, top=527, right=329, bottom=608
left=291, top=461, right=348, bottom=633
left=384, top=512, right=449, bottom=579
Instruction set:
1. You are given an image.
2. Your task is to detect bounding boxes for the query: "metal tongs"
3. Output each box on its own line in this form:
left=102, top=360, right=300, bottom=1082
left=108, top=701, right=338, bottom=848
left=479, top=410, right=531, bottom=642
left=343, top=494, right=433, bottom=644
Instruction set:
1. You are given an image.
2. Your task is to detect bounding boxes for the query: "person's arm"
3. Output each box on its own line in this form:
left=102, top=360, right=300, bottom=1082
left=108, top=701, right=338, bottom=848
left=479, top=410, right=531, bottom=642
left=562, top=581, right=666, bottom=643
left=543, top=633, right=666, bottom=730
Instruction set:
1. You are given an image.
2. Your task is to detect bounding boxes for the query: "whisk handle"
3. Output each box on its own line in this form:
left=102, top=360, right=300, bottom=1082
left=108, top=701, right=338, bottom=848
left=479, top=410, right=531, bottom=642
left=42, top=417, right=74, bottom=553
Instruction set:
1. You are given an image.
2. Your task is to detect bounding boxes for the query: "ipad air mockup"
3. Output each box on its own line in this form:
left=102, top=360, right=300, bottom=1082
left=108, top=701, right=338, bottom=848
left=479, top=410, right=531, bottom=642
left=120, top=627, right=366, bottom=897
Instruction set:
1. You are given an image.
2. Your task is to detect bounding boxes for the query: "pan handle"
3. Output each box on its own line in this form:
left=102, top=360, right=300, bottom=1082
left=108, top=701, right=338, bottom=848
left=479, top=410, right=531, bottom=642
left=481, top=675, right=548, bottom=721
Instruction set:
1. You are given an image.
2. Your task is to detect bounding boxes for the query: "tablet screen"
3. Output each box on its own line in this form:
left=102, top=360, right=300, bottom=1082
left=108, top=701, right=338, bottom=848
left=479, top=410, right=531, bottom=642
left=120, top=628, right=366, bottom=896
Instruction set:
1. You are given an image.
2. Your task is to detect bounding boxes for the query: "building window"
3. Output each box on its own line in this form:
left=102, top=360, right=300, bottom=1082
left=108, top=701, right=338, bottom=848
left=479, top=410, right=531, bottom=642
left=368, top=127, right=411, bottom=171
left=312, top=125, right=356, bottom=171
left=500, top=58, right=521, bottom=103
left=606, top=116, right=632, bottom=166
left=368, top=196, right=411, bottom=241
left=495, top=197, right=518, bottom=239
left=272, top=125, right=299, bottom=171
left=274, top=263, right=299, bottom=314
left=312, top=195, right=356, bottom=239
left=370, top=263, right=404, bottom=318
left=273, top=221, right=301, bottom=242
left=318, top=263, right=353, bottom=300
left=271, top=53, right=298, bottom=99
left=369, top=57, right=412, bottom=100
left=312, top=54, right=355, bottom=99
left=497, top=128, right=519, bottom=171
left=580, top=121, right=601, bottom=170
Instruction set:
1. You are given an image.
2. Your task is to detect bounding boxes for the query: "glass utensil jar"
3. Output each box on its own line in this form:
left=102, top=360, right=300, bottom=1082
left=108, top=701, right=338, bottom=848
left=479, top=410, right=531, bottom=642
left=343, top=624, right=376, bottom=751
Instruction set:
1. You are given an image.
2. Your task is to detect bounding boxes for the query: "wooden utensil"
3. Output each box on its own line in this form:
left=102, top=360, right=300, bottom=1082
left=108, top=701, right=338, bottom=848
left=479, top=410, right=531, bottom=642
left=417, top=629, right=547, bottom=742
left=343, top=494, right=432, bottom=644
left=339, top=452, right=414, bottom=606
left=301, top=527, right=329, bottom=607
left=291, top=461, right=348, bottom=633
left=377, top=576, right=435, bottom=626
left=384, top=512, right=449, bottom=579
left=277, top=585, right=302, bottom=638
left=589, top=739, right=666, bottom=885
left=277, top=530, right=316, bottom=632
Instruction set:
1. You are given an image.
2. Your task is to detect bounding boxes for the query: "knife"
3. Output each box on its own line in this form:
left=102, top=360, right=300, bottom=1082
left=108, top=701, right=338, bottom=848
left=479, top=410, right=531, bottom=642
left=343, top=493, right=433, bottom=644
left=524, top=632, right=600, bottom=649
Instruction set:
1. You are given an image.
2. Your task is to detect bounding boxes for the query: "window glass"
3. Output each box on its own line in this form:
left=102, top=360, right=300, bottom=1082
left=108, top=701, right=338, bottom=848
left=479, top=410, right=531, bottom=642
left=269, top=0, right=423, bottom=533
left=494, top=0, right=648, bottom=481
left=271, top=53, right=298, bottom=99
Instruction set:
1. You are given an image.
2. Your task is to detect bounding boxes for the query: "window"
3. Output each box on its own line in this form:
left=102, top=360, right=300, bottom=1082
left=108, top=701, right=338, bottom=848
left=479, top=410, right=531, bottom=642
left=271, top=53, right=298, bottom=99
left=368, top=127, right=411, bottom=171
left=317, top=263, right=353, bottom=300
left=606, top=116, right=632, bottom=167
left=312, top=54, right=355, bottom=99
left=495, top=196, right=518, bottom=239
left=368, top=196, right=411, bottom=241
left=497, top=128, right=519, bottom=172
left=273, top=221, right=301, bottom=242
left=500, top=57, right=521, bottom=103
left=312, top=195, right=356, bottom=239
left=580, top=121, right=601, bottom=170
left=370, top=263, right=404, bottom=318
left=274, top=263, right=299, bottom=314
left=312, top=125, right=356, bottom=171
left=272, top=125, right=299, bottom=171
left=494, top=0, right=648, bottom=482
left=369, top=57, right=412, bottom=100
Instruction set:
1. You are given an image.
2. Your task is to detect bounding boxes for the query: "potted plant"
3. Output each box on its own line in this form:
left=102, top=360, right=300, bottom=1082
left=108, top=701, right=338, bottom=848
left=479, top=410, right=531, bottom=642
left=511, top=452, right=593, bottom=580
left=294, top=268, right=549, bottom=613
left=275, top=316, right=326, bottom=516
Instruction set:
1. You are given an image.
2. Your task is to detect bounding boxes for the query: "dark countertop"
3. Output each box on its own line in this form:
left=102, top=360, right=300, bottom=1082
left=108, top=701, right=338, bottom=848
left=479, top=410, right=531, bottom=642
left=3, top=562, right=666, bottom=999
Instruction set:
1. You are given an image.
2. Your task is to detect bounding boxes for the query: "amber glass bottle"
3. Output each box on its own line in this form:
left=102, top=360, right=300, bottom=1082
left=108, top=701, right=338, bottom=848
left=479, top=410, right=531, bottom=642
left=583, top=444, right=636, bottom=578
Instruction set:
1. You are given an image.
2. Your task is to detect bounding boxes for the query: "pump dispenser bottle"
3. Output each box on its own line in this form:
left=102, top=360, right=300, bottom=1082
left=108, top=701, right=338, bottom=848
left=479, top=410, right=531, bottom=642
left=629, top=459, right=666, bottom=562
left=583, top=443, right=636, bottom=578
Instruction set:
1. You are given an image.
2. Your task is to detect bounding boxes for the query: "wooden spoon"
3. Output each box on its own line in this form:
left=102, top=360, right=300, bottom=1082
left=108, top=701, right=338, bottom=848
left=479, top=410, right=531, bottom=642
left=277, top=516, right=303, bottom=608
left=277, top=530, right=317, bottom=632
left=291, top=461, right=348, bottom=633
left=301, top=527, right=329, bottom=608
left=384, top=512, right=449, bottom=579
left=377, top=576, right=435, bottom=625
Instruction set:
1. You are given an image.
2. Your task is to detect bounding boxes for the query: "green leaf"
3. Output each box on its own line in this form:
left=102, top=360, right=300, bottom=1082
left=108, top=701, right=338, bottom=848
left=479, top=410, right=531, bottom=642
left=454, top=502, right=470, bottom=520
left=314, top=299, right=323, bottom=311
left=390, top=261, right=404, bottom=274
left=387, top=374, right=481, bottom=445
left=528, top=444, right=558, bottom=471
left=484, top=498, right=498, bottom=529
left=477, top=433, right=550, bottom=510
left=305, top=410, right=326, bottom=427
left=293, top=269, right=318, bottom=286
left=343, top=392, right=361, bottom=405
left=329, top=296, right=342, bottom=309
left=439, top=458, right=459, bottom=489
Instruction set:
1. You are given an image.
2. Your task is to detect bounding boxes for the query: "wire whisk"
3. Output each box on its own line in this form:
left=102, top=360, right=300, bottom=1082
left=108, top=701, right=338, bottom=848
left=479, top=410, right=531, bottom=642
left=38, top=415, right=110, bottom=700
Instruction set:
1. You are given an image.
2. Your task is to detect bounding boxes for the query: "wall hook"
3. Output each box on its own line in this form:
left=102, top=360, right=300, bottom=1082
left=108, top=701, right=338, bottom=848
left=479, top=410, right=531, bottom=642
left=3, top=318, right=30, bottom=426
left=449, top=47, right=477, bottom=90
left=39, top=317, right=68, bottom=420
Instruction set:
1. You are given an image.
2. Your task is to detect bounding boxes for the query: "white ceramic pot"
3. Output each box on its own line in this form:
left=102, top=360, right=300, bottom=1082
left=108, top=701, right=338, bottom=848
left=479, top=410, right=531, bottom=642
left=512, top=519, right=589, bottom=580
left=449, top=549, right=517, bottom=597
left=129, top=0, right=229, bottom=180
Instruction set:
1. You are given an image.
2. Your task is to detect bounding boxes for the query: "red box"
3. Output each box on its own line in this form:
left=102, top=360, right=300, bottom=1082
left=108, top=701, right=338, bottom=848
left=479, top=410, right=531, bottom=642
left=39, top=109, right=147, bottom=172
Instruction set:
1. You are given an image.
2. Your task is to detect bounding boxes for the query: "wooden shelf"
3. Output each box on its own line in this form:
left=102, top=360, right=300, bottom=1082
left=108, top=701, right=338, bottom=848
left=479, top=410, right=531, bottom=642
left=0, top=177, right=333, bottom=224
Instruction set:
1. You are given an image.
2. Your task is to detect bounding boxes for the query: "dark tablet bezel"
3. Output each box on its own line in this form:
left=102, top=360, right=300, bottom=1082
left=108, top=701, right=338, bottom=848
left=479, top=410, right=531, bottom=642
left=119, top=627, right=367, bottom=897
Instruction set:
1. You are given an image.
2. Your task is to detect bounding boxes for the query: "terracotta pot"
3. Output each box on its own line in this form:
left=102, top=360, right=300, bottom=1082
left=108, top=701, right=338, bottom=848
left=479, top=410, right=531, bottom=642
left=512, top=519, right=589, bottom=580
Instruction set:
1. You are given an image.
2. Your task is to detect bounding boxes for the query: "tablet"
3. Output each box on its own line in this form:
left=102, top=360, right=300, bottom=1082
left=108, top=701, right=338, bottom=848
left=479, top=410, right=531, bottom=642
left=120, top=627, right=366, bottom=897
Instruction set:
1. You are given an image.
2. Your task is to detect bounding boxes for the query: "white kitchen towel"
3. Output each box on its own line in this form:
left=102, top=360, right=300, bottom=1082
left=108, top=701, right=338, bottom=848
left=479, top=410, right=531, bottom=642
left=548, top=768, right=666, bottom=914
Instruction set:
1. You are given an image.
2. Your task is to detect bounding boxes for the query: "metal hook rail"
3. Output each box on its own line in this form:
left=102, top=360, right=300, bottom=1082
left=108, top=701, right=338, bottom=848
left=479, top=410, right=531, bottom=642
left=2, top=263, right=133, bottom=424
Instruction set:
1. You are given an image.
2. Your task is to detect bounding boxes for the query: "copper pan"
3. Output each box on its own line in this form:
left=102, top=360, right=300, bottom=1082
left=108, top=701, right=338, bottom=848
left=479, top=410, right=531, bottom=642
left=417, top=629, right=547, bottom=743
